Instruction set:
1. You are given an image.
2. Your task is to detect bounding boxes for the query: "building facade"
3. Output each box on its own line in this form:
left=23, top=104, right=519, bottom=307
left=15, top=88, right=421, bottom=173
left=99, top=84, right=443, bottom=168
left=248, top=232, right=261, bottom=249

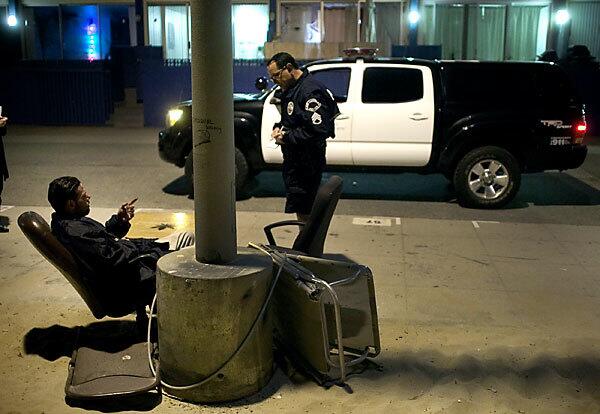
left=1, top=0, right=599, bottom=61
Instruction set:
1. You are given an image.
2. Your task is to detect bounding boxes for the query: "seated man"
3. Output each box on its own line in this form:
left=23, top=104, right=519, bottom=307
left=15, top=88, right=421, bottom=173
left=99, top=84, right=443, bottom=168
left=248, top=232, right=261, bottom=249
left=47, top=176, right=193, bottom=307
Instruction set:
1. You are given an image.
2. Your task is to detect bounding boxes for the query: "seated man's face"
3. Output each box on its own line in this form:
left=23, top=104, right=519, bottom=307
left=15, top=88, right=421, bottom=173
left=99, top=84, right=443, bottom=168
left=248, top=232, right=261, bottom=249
left=69, top=184, right=91, bottom=217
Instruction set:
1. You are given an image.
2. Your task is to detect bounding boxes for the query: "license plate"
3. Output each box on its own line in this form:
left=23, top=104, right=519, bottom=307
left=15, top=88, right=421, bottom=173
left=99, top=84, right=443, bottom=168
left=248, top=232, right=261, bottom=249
left=549, top=137, right=571, bottom=146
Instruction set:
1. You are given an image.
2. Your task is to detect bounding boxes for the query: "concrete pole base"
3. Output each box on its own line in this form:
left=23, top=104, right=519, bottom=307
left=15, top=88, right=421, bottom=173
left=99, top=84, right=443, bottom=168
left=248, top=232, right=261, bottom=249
left=156, top=246, right=273, bottom=403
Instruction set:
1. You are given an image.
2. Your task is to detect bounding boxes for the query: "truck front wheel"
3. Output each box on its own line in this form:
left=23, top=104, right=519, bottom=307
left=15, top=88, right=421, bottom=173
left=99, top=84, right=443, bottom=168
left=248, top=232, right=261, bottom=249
left=453, top=146, right=521, bottom=209
left=184, top=147, right=249, bottom=195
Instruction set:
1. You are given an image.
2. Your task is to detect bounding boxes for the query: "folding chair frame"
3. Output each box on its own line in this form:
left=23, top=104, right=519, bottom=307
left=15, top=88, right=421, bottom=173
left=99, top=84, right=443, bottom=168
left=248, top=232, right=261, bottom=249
left=256, top=244, right=380, bottom=383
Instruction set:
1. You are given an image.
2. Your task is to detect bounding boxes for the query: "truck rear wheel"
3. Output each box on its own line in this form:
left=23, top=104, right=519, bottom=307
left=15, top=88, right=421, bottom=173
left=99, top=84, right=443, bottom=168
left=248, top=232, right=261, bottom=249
left=453, top=146, right=520, bottom=209
left=184, top=147, right=249, bottom=195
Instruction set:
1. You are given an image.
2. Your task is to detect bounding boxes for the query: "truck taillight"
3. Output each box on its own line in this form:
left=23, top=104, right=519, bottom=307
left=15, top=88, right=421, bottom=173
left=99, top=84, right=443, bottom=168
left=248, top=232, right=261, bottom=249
left=574, top=121, right=587, bottom=144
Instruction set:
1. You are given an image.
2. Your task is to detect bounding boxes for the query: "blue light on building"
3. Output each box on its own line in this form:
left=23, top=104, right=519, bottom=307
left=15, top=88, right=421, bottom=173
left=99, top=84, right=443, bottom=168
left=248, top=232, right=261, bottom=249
left=86, top=20, right=99, bottom=61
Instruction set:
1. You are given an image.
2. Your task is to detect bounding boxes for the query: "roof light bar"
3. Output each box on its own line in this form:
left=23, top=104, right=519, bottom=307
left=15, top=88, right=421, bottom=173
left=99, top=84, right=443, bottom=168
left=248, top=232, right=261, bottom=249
left=342, top=47, right=379, bottom=58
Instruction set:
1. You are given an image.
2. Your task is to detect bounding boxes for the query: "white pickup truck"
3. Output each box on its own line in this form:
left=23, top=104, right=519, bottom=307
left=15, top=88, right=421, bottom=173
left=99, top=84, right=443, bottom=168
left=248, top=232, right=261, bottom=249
left=159, top=54, right=587, bottom=208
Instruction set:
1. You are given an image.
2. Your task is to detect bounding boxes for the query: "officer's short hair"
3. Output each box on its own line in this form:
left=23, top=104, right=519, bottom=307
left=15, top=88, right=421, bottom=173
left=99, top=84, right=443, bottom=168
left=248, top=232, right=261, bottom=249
left=48, top=176, right=81, bottom=213
left=268, top=52, right=299, bottom=70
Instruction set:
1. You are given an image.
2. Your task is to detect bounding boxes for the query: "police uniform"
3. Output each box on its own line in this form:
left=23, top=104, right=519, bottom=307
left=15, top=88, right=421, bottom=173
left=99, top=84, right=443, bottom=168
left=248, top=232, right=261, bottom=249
left=274, top=71, right=340, bottom=214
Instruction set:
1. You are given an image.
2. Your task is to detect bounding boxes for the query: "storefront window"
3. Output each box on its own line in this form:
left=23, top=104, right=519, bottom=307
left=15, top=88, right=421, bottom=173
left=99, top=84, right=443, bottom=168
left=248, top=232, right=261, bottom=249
left=164, top=5, right=189, bottom=59
left=420, top=4, right=464, bottom=60
left=99, top=5, right=130, bottom=50
left=148, top=5, right=162, bottom=47
left=505, top=5, right=548, bottom=61
left=420, top=2, right=550, bottom=61
left=25, top=7, right=61, bottom=60
left=232, top=4, right=269, bottom=59
left=465, top=5, right=506, bottom=61
left=280, top=3, right=321, bottom=43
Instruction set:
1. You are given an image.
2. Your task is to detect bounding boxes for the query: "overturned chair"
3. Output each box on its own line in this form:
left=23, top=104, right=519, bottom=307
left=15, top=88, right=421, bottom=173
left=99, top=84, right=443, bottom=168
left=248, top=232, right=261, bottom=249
left=252, top=244, right=380, bottom=387
left=264, top=175, right=343, bottom=258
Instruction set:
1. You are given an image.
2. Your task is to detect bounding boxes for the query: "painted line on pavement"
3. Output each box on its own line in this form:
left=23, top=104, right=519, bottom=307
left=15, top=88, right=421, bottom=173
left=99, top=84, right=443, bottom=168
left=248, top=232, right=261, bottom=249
left=352, top=217, right=392, bottom=227
left=472, top=220, right=500, bottom=228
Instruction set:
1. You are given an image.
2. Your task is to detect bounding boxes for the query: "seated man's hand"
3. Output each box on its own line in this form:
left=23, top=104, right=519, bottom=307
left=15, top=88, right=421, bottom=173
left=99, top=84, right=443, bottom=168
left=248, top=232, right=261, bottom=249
left=0, top=117, right=7, bottom=128
left=117, top=198, right=137, bottom=222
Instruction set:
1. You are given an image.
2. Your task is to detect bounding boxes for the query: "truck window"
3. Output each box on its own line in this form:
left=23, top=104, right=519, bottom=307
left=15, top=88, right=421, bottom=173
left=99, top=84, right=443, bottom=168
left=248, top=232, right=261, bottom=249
left=443, top=64, right=536, bottom=105
left=310, top=68, right=351, bottom=102
left=362, top=67, right=424, bottom=104
left=535, top=66, right=577, bottom=106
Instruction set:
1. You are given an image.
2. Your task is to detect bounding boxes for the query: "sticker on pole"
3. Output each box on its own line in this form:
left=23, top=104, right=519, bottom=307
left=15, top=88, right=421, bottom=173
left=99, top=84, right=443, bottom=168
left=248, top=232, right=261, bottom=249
left=352, top=217, right=392, bottom=227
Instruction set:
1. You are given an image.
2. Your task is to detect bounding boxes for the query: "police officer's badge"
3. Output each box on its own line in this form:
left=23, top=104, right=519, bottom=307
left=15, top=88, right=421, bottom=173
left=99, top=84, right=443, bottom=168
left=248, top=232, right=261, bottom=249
left=287, top=101, right=294, bottom=115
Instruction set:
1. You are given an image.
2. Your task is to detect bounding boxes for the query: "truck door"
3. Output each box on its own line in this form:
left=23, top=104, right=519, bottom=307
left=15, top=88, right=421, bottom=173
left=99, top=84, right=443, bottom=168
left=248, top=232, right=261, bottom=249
left=260, top=65, right=354, bottom=165
left=350, top=64, right=435, bottom=166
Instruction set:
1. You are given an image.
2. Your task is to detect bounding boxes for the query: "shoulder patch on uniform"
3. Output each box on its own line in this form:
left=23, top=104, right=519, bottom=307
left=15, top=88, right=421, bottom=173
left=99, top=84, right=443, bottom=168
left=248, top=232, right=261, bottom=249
left=311, top=112, right=322, bottom=125
left=305, top=98, right=322, bottom=112
left=287, top=101, right=294, bottom=115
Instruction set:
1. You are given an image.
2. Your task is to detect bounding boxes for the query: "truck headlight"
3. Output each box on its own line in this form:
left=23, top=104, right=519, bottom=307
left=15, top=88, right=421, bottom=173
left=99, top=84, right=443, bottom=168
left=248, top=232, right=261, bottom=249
left=168, top=109, right=183, bottom=126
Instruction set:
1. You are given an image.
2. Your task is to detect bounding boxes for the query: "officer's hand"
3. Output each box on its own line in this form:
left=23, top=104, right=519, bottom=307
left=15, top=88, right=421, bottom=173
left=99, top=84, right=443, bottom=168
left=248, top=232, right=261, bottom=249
left=271, top=128, right=285, bottom=145
left=274, top=131, right=286, bottom=145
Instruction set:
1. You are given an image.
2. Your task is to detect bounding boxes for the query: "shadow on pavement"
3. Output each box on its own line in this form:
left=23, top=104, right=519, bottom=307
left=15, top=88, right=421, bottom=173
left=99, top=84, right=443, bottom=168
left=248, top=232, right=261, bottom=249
left=243, top=171, right=600, bottom=208
left=368, top=350, right=600, bottom=400
left=515, top=172, right=600, bottom=206
left=162, top=175, right=193, bottom=196
left=23, top=320, right=143, bottom=361
left=65, top=393, right=162, bottom=413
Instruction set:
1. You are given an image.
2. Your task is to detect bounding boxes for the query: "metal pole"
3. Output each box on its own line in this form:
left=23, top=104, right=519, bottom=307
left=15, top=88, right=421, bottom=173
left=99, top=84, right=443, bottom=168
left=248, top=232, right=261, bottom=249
left=190, top=0, right=237, bottom=264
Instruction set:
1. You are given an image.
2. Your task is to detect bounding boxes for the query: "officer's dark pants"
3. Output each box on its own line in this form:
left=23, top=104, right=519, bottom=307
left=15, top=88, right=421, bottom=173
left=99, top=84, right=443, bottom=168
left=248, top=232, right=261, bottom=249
left=282, top=145, right=326, bottom=215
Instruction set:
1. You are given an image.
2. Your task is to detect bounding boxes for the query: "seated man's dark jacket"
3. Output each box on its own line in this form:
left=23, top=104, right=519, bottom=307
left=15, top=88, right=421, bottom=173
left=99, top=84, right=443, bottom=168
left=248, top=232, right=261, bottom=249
left=51, top=212, right=169, bottom=301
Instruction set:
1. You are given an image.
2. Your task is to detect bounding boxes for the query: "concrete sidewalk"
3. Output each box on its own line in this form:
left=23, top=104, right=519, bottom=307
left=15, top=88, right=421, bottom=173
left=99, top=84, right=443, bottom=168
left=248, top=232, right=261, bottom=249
left=1, top=206, right=600, bottom=413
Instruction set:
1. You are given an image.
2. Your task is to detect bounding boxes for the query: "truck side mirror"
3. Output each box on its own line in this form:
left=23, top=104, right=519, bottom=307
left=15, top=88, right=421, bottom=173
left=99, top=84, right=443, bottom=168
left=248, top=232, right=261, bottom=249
left=270, top=88, right=282, bottom=105
left=255, top=76, right=268, bottom=92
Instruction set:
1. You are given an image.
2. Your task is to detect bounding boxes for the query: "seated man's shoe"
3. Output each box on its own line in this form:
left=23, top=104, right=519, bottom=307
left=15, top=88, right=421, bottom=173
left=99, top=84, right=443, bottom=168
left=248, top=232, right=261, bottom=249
left=156, top=231, right=195, bottom=250
left=0, top=225, right=8, bottom=233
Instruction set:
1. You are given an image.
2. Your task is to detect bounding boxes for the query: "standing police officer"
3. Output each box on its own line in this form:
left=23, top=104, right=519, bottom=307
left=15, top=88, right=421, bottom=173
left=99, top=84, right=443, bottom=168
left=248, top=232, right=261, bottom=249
left=267, top=52, right=339, bottom=222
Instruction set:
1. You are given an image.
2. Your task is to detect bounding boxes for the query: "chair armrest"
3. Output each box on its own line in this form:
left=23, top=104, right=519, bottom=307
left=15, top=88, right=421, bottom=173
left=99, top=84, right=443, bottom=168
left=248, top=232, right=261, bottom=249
left=129, top=253, right=156, bottom=266
left=264, top=220, right=305, bottom=246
